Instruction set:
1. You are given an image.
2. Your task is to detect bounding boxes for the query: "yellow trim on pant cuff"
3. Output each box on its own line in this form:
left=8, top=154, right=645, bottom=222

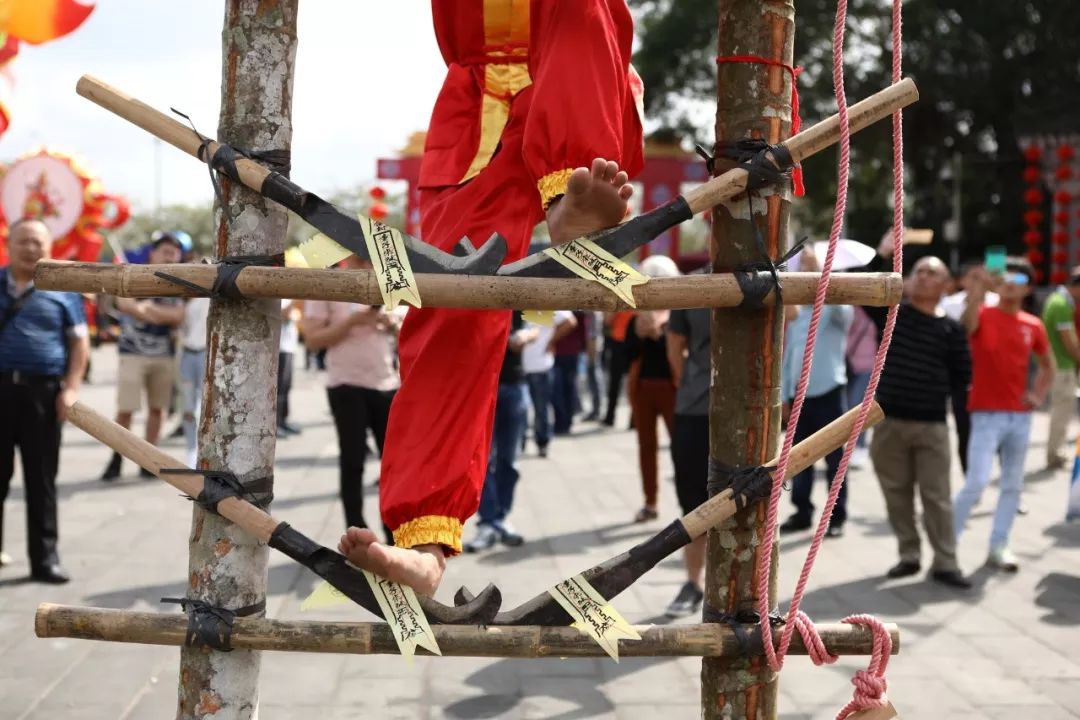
left=538, top=168, right=574, bottom=210
left=393, top=515, right=463, bottom=555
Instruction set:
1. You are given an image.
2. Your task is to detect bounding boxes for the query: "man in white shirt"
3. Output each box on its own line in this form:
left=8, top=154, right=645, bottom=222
left=178, top=292, right=210, bottom=467
left=521, top=311, right=577, bottom=457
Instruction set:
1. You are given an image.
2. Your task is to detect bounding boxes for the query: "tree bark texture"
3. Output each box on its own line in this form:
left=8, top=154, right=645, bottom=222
left=177, top=2, right=297, bottom=718
left=704, top=1, right=796, bottom=718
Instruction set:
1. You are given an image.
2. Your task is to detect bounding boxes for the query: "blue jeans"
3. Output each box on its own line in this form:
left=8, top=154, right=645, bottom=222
left=953, top=411, right=1031, bottom=549
left=478, top=383, right=529, bottom=525
left=526, top=370, right=554, bottom=449
left=790, top=385, right=848, bottom=526
left=846, top=370, right=872, bottom=448
left=179, top=349, right=206, bottom=467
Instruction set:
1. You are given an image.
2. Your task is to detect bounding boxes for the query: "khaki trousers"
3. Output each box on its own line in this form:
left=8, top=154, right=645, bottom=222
left=870, top=418, right=958, bottom=571
left=1047, top=369, right=1077, bottom=465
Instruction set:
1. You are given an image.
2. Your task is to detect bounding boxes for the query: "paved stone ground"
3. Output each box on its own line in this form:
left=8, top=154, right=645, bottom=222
left=1, top=347, right=1078, bottom=719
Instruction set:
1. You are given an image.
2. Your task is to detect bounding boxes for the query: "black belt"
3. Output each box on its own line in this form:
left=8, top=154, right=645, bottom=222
left=182, top=346, right=207, bottom=354
left=0, top=370, right=62, bottom=386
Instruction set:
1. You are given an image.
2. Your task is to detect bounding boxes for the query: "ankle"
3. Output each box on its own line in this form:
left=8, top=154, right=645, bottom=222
left=414, top=543, right=447, bottom=571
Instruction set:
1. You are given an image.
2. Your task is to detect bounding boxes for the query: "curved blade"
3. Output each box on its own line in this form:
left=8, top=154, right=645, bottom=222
left=268, top=523, right=502, bottom=625
left=260, top=172, right=507, bottom=276
left=497, top=197, right=693, bottom=278
left=485, top=520, right=691, bottom=626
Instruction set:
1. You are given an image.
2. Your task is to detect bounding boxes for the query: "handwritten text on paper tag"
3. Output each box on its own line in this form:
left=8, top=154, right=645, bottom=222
left=547, top=574, right=641, bottom=661
left=543, top=239, right=648, bottom=307
left=359, top=214, right=422, bottom=309
left=362, top=570, right=442, bottom=662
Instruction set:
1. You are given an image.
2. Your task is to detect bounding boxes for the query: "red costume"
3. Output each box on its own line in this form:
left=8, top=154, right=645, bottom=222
left=380, top=0, right=644, bottom=552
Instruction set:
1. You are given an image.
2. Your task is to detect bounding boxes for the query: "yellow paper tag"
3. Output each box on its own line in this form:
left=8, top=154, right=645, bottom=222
left=523, top=310, right=554, bottom=326
left=300, top=580, right=351, bottom=611
left=547, top=574, right=641, bottom=661
left=298, top=233, right=354, bottom=269
left=359, top=213, right=422, bottom=310
left=846, top=702, right=898, bottom=719
left=362, top=570, right=442, bottom=662
left=543, top=239, right=648, bottom=307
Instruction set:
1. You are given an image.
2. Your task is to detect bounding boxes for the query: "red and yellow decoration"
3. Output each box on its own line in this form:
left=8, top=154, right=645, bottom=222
left=0, top=0, right=95, bottom=137
left=0, top=147, right=128, bottom=265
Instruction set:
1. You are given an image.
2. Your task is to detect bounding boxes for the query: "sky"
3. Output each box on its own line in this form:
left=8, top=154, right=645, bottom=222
left=1, top=1, right=449, bottom=211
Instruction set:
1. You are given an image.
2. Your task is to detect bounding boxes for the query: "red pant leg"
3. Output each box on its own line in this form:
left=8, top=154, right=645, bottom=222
left=380, top=95, right=546, bottom=553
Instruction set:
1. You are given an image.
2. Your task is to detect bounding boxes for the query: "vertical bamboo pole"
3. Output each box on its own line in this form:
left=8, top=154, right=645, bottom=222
left=176, top=2, right=297, bottom=718
left=702, top=1, right=795, bottom=718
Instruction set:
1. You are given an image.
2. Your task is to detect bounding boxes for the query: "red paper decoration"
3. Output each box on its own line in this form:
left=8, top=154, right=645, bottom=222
left=1055, top=211, right=1071, bottom=225
left=1053, top=249, right=1069, bottom=264
left=1052, top=270, right=1069, bottom=284
left=1053, top=230, right=1069, bottom=246
left=1027, top=249, right=1044, bottom=264
left=1024, top=146, right=1043, bottom=162
left=1024, top=230, right=1043, bottom=246
left=1023, top=166, right=1041, bottom=184
left=1057, top=145, right=1076, bottom=162
left=1055, top=190, right=1072, bottom=205
left=1057, top=166, right=1074, bottom=181
left=1035, top=268, right=1046, bottom=284
left=1024, top=210, right=1045, bottom=227
left=369, top=186, right=387, bottom=200
left=1025, top=188, right=1045, bottom=205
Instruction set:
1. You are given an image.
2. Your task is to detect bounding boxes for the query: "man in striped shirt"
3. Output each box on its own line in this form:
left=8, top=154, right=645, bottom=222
left=856, top=233, right=972, bottom=588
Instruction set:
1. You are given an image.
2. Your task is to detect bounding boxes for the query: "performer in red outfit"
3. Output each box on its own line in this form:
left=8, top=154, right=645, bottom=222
left=339, top=0, right=644, bottom=594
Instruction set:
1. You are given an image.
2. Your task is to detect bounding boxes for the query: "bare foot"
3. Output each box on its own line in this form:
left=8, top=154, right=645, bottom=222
left=546, top=158, right=634, bottom=245
left=337, top=527, right=446, bottom=596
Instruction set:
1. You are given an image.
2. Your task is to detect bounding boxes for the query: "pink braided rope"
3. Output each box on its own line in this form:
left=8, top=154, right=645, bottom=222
left=834, top=615, right=894, bottom=720
left=753, top=0, right=906, bottom=700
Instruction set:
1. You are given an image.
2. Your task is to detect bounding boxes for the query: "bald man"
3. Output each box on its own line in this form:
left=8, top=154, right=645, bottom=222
left=853, top=235, right=972, bottom=588
left=0, top=219, right=89, bottom=583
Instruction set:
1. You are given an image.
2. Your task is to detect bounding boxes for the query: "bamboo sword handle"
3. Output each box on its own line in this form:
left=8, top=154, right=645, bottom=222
left=66, top=402, right=281, bottom=541
left=679, top=401, right=885, bottom=538
left=76, top=74, right=272, bottom=192
left=682, top=78, right=918, bottom=215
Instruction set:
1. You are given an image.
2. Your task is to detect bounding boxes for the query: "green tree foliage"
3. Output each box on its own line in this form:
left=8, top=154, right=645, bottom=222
left=630, top=0, right=1080, bottom=265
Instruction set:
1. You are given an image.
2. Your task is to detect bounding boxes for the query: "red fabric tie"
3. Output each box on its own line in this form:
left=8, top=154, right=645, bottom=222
left=715, top=55, right=805, bottom=196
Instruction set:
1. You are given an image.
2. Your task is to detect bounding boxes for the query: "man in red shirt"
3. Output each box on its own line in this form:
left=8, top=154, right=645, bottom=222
left=953, top=258, right=1053, bottom=571
left=337, top=0, right=644, bottom=595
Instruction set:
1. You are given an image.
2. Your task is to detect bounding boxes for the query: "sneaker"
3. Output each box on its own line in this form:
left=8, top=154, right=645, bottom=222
left=987, top=546, right=1020, bottom=572
left=1017, top=502, right=1029, bottom=516
left=825, top=523, right=845, bottom=539
left=101, top=453, right=122, bottom=481
left=930, top=569, right=972, bottom=589
left=537, top=445, right=549, bottom=458
left=280, top=422, right=303, bottom=436
left=633, top=507, right=659, bottom=523
left=665, top=582, right=704, bottom=618
left=778, top=514, right=812, bottom=534
left=463, top=524, right=499, bottom=554
left=493, top=521, right=524, bottom=547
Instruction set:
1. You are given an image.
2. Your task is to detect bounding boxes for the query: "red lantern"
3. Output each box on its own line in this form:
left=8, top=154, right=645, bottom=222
left=1052, top=270, right=1069, bottom=285
left=1023, top=166, right=1041, bottom=184
left=1024, top=146, right=1043, bottom=163
left=1025, top=188, right=1045, bottom=205
left=1055, top=211, right=1071, bottom=226
left=1056, top=190, right=1073, bottom=205
left=1057, top=145, right=1076, bottom=162
left=369, top=201, right=390, bottom=221
left=1057, top=166, right=1074, bottom=182
left=1024, top=230, right=1043, bottom=246
left=1052, top=249, right=1069, bottom=264
left=1053, top=230, right=1069, bottom=246
left=369, top=186, right=387, bottom=201
left=1027, top=249, right=1044, bottom=264
left=1024, top=210, right=1045, bottom=227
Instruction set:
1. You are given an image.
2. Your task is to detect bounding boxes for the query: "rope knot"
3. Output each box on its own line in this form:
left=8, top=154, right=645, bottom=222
left=850, top=670, right=887, bottom=702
